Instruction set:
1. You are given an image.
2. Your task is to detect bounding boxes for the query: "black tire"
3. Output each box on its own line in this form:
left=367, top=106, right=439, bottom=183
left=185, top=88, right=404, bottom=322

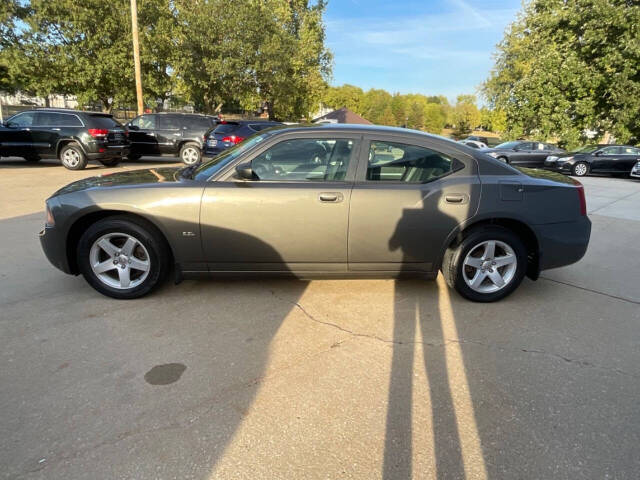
left=77, top=216, right=169, bottom=299
left=179, top=142, right=202, bottom=165
left=99, top=158, right=121, bottom=167
left=59, top=143, right=88, bottom=170
left=441, top=226, right=528, bottom=302
left=571, top=161, right=589, bottom=177
left=126, top=153, right=142, bottom=161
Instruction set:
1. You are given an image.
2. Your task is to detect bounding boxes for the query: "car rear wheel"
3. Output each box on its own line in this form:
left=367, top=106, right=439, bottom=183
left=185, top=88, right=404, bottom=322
left=572, top=162, right=589, bottom=177
left=60, top=143, right=88, bottom=170
left=77, top=217, right=169, bottom=299
left=442, top=226, right=527, bottom=302
left=180, top=142, right=201, bottom=165
left=99, top=158, right=121, bottom=167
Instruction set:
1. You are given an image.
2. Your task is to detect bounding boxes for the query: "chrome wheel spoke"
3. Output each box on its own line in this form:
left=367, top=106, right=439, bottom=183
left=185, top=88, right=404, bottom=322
left=117, top=267, right=131, bottom=288
left=487, top=270, right=505, bottom=287
left=121, top=237, right=137, bottom=256
left=464, top=256, right=483, bottom=269
left=93, top=259, right=117, bottom=274
left=129, top=257, right=150, bottom=272
left=470, top=271, right=487, bottom=289
left=483, top=240, right=496, bottom=259
left=97, top=238, right=118, bottom=256
left=494, top=254, right=516, bottom=268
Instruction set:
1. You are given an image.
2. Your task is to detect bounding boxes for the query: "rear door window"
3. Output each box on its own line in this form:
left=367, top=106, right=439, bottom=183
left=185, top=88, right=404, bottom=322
left=130, top=115, right=156, bottom=129
left=185, top=116, right=214, bottom=130
left=365, top=140, right=459, bottom=183
left=158, top=115, right=182, bottom=130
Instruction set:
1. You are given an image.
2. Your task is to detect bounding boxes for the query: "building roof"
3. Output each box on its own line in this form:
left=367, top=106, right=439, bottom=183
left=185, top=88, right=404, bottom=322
left=312, top=107, right=373, bottom=125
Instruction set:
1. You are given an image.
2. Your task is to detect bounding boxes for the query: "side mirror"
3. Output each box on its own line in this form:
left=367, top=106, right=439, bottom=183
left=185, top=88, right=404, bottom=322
left=594, top=150, right=603, bottom=156
left=235, top=161, right=255, bottom=180
left=127, top=124, right=139, bottom=131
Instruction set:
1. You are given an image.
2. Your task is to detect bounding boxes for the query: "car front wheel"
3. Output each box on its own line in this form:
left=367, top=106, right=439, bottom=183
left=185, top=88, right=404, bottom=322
left=442, top=226, right=527, bottom=302
left=180, top=142, right=201, bottom=165
left=77, top=217, right=169, bottom=299
left=572, top=162, right=589, bottom=177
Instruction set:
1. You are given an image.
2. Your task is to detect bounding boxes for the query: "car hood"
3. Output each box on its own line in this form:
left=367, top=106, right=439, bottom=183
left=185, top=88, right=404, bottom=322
left=52, top=167, right=183, bottom=197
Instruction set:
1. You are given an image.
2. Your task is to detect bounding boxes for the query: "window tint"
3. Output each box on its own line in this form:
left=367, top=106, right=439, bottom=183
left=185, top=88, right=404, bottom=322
left=518, top=142, right=533, bottom=150
left=366, top=141, right=456, bottom=183
left=620, top=146, right=640, bottom=155
left=249, top=123, right=277, bottom=132
left=158, top=115, right=182, bottom=129
left=130, top=115, right=156, bottom=129
left=184, top=115, right=214, bottom=129
left=251, top=138, right=354, bottom=181
left=214, top=122, right=240, bottom=134
left=90, top=115, right=121, bottom=129
left=36, top=112, right=83, bottom=127
left=600, top=146, right=619, bottom=155
left=7, top=111, right=35, bottom=127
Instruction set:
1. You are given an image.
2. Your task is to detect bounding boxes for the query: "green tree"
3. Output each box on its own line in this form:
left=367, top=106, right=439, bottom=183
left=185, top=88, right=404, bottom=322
left=323, top=84, right=364, bottom=113
left=451, top=94, right=480, bottom=138
left=423, top=102, right=446, bottom=134
left=484, top=0, right=640, bottom=146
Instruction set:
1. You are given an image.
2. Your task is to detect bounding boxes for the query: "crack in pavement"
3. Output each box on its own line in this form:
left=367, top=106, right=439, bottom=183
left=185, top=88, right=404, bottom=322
left=269, top=290, right=639, bottom=380
left=539, top=276, right=640, bottom=305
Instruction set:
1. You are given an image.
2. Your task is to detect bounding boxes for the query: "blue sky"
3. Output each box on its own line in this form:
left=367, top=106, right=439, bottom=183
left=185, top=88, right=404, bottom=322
left=324, top=0, right=522, bottom=101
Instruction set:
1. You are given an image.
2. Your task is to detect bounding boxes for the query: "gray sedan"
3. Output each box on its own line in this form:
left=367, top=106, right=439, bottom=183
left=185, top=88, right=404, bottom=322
left=40, top=124, right=591, bottom=302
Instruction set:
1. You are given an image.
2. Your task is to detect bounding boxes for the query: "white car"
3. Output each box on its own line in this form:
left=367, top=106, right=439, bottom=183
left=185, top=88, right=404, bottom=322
left=459, top=139, right=488, bottom=149
left=631, top=160, right=640, bottom=178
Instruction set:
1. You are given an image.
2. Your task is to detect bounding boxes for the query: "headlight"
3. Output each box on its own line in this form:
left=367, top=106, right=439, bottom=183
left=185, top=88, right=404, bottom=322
left=45, top=203, right=55, bottom=227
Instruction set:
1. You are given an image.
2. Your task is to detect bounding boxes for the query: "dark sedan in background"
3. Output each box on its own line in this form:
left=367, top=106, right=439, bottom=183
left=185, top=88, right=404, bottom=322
left=40, top=124, right=590, bottom=303
left=203, top=120, right=281, bottom=156
left=544, top=144, right=640, bottom=177
left=483, top=140, right=565, bottom=167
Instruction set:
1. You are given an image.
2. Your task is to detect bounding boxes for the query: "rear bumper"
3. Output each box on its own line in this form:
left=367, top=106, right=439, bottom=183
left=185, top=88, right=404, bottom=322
left=39, top=226, right=73, bottom=274
left=534, top=216, right=591, bottom=271
left=86, top=145, right=130, bottom=160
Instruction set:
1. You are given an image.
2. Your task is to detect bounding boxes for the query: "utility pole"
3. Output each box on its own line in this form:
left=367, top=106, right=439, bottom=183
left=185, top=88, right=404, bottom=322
left=130, top=0, right=144, bottom=115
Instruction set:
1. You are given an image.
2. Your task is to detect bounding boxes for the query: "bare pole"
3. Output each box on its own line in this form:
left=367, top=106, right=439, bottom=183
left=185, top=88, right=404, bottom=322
left=130, top=0, right=144, bottom=115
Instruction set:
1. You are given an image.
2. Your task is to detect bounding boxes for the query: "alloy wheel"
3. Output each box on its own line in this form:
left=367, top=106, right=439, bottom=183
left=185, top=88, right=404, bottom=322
left=574, top=163, right=588, bottom=176
left=89, top=232, right=151, bottom=289
left=182, top=147, right=200, bottom=165
left=462, top=240, right=518, bottom=293
left=62, top=149, right=81, bottom=168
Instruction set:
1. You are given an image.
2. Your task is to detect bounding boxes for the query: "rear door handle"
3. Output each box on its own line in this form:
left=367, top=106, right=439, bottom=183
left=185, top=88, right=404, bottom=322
left=51, top=128, right=61, bottom=131
left=445, top=194, right=468, bottom=204
left=319, top=192, right=343, bottom=203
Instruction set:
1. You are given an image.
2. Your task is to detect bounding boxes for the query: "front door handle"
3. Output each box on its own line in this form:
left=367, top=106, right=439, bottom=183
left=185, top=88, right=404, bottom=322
left=319, top=192, right=343, bottom=203
left=445, top=194, right=468, bottom=204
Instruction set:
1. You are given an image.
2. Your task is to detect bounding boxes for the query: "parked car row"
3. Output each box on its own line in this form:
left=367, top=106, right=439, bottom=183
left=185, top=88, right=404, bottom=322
left=0, top=108, right=283, bottom=170
left=457, top=138, right=640, bottom=179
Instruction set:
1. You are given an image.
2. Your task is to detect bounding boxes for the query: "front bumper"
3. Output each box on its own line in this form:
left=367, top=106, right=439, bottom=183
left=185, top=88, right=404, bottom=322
left=39, top=225, right=73, bottom=274
left=534, top=216, right=591, bottom=271
left=631, top=165, right=640, bottom=178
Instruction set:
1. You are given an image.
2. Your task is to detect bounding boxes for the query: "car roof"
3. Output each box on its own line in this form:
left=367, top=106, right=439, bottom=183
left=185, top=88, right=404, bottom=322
left=22, top=108, right=111, bottom=116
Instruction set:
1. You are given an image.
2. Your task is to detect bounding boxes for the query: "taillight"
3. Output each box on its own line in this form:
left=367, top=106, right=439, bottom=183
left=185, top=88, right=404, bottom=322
left=88, top=128, right=109, bottom=138
left=576, top=184, right=587, bottom=216
left=222, top=135, right=245, bottom=145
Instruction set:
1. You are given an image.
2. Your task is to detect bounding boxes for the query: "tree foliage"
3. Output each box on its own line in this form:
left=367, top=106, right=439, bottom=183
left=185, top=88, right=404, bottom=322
left=0, top=0, right=331, bottom=119
left=321, top=85, right=456, bottom=134
left=484, top=0, right=640, bottom=146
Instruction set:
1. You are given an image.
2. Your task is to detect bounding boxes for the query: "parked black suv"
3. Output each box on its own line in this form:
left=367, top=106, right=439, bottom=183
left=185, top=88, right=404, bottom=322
left=203, top=120, right=282, bottom=156
left=0, top=108, right=129, bottom=170
left=125, top=113, right=218, bottom=165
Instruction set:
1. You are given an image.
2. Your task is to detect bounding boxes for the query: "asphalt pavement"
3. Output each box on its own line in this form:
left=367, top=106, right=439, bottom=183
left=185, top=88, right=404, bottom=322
left=1, top=157, right=640, bottom=479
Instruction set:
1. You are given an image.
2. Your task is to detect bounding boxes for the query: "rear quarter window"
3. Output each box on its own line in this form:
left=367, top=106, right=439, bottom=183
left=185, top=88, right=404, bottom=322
left=89, top=115, right=122, bottom=129
left=214, top=123, right=240, bottom=134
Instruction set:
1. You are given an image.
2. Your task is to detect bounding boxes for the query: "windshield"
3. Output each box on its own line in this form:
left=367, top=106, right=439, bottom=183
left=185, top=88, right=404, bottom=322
left=494, top=141, right=521, bottom=149
left=193, top=131, right=271, bottom=180
left=574, top=145, right=600, bottom=153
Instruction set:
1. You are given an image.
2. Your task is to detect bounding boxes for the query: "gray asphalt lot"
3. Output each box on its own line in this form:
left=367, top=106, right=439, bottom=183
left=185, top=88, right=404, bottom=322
left=2, top=157, right=640, bottom=479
